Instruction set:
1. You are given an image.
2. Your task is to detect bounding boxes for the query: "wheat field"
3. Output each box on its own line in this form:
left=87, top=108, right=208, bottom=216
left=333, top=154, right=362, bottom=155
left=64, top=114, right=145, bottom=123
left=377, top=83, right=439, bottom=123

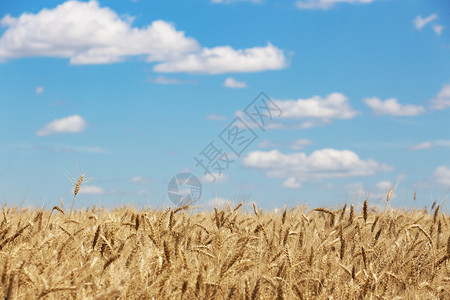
left=0, top=200, right=449, bottom=299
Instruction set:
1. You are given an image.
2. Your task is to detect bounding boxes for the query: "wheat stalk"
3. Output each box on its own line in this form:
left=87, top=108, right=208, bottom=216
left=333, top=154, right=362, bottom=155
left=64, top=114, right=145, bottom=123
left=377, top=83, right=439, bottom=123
left=69, top=174, right=84, bottom=219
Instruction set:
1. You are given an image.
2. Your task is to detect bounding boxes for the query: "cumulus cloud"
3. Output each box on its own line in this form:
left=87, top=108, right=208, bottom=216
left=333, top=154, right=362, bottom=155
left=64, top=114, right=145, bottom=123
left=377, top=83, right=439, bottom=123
left=223, top=77, right=247, bottom=88
left=243, top=148, right=393, bottom=187
left=408, top=140, right=450, bottom=151
left=412, top=14, right=438, bottom=30
left=296, top=0, right=376, bottom=10
left=0, top=1, right=199, bottom=64
left=37, top=115, right=86, bottom=136
left=273, top=93, right=359, bottom=128
left=0, top=1, right=286, bottom=74
left=35, top=86, right=44, bottom=95
left=153, top=43, right=287, bottom=74
left=429, top=83, right=450, bottom=110
left=363, top=97, right=425, bottom=116
left=148, top=76, right=196, bottom=84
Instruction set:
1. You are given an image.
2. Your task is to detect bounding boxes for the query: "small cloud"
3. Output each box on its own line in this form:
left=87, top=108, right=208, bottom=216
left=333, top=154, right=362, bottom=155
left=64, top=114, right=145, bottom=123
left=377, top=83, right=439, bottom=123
left=37, top=115, right=87, bottom=136
left=148, top=76, right=197, bottom=85
left=154, top=43, right=288, bottom=74
left=282, top=177, right=301, bottom=188
left=408, top=141, right=433, bottom=151
left=35, top=86, right=44, bottom=95
left=417, top=166, right=450, bottom=189
left=131, top=176, right=154, bottom=184
left=431, top=166, right=450, bottom=188
left=274, top=93, right=360, bottom=129
left=206, top=113, right=226, bottom=121
left=78, top=185, right=105, bottom=195
left=363, top=97, right=425, bottom=116
left=408, top=140, right=450, bottom=151
left=202, top=173, right=228, bottom=183
left=412, top=14, right=438, bottom=30
left=433, top=24, right=444, bottom=36
left=429, top=83, right=450, bottom=110
left=290, top=139, right=313, bottom=150
left=223, top=77, right=247, bottom=88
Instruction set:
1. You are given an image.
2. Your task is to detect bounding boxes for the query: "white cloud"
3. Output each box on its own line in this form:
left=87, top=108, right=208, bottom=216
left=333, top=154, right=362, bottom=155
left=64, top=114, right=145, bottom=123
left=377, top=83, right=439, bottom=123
left=363, top=97, right=425, bottom=116
left=223, top=77, right=247, bottom=88
left=35, top=86, right=44, bottom=95
left=282, top=177, right=301, bottom=188
left=0, top=1, right=286, bottom=74
left=148, top=76, right=196, bottom=84
left=296, top=0, right=376, bottom=10
left=37, top=115, right=87, bottom=136
left=408, top=140, right=450, bottom=151
left=274, top=93, right=359, bottom=128
left=290, top=139, right=313, bottom=150
left=431, top=166, right=450, bottom=188
left=243, top=148, right=393, bottom=187
left=206, top=113, right=226, bottom=121
left=276, top=93, right=358, bottom=119
left=202, top=173, right=228, bottom=183
left=153, top=43, right=288, bottom=74
left=78, top=185, right=105, bottom=195
left=433, top=24, right=444, bottom=36
left=131, top=176, right=154, bottom=184
left=412, top=14, right=438, bottom=30
left=212, top=0, right=263, bottom=3
left=0, top=1, right=199, bottom=64
left=429, top=83, right=450, bottom=110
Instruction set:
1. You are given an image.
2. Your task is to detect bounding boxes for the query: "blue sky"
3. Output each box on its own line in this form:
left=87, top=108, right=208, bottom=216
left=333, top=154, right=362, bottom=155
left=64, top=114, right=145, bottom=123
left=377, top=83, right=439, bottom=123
left=0, top=0, right=449, bottom=211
